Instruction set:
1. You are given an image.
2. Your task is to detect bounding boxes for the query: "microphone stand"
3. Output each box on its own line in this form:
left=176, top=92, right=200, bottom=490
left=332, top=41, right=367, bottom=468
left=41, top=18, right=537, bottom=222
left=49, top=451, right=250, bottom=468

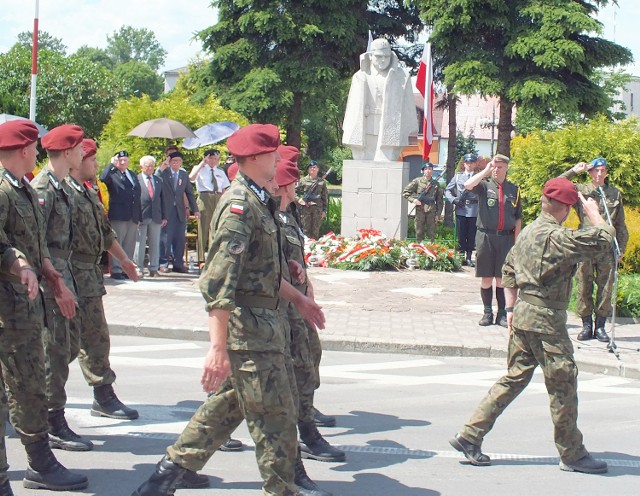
left=598, top=186, right=622, bottom=359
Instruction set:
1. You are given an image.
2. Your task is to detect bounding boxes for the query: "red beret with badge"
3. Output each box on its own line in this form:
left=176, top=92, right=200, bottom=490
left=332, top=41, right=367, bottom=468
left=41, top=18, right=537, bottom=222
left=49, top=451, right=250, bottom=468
left=542, top=177, right=578, bottom=206
left=0, top=120, right=39, bottom=150
left=275, top=159, right=300, bottom=187
left=41, top=124, right=84, bottom=151
left=82, top=138, right=97, bottom=158
left=227, top=124, right=280, bottom=158
left=278, top=145, right=300, bottom=164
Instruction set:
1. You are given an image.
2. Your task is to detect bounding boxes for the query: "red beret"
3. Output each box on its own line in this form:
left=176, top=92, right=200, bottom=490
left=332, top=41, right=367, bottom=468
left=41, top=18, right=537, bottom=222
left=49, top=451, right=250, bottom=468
left=278, top=145, right=300, bottom=164
left=227, top=124, right=280, bottom=158
left=275, top=159, right=300, bottom=187
left=41, top=124, right=84, bottom=151
left=82, top=138, right=97, bottom=158
left=543, top=177, right=578, bottom=205
left=0, top=120, right=39, bottom=150
left=227, top=162, right=239, bottom=181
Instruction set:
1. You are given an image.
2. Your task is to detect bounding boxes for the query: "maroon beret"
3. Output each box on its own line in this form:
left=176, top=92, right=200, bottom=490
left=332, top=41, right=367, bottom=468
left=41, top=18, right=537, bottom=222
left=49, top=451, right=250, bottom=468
left=227, top=162, right=239, bottom=181
left=227, top=124, right=280, bottom=158
left=543, top=177, right=578, bottom=205
left=0, top=120, right=39, bottom=150
left=41, top=124, right=84, bottom=151
left=275, top=159, right=300, bottom=187
left=278, top=145, right=300, bottom=164
left=82, top=139, right=97, bottom=158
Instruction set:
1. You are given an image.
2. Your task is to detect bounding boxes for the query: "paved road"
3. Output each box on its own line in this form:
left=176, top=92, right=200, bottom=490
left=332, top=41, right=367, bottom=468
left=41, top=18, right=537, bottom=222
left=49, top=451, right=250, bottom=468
left=6, top=336, right=639, bottom=495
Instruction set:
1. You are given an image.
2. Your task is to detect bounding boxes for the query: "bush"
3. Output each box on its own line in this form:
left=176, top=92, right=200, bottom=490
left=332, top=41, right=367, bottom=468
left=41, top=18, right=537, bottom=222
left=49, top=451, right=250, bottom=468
left=320, top=197, right=342, bottom=236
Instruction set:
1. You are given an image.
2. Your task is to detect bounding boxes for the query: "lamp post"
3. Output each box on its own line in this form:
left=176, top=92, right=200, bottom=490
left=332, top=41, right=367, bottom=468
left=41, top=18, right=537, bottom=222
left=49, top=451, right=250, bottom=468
left=479, top=104, right=497, bottom=156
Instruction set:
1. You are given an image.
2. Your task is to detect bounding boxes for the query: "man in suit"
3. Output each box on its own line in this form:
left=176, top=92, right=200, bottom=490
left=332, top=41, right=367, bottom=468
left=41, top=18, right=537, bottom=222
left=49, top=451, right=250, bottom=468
left=136, top=156, right=168, bottom=278
left=161, top=151, right=199, bottom=272
left=100, top=150, right=142, bottom=280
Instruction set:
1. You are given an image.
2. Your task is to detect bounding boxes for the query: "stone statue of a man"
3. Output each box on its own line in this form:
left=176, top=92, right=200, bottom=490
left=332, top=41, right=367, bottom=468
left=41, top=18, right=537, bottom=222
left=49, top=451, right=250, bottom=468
left=342, top=38, right=418, bottom=162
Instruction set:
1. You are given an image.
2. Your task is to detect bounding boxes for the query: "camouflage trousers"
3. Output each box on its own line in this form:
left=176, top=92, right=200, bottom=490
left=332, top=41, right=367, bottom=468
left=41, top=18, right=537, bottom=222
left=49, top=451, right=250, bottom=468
left=168, top=350, right=298, bottom=496
left=300, top=205, right=323, bottom=240
left=0, top=328, right=48, bottom=445
left=289, top=310, right=319, bottom=424
left=0, top=380, right=9, bottom=482
left=414, top=208, right=436, bottom=242
left=575, top=257, right=615, bottom=318
left=74, top=296, right=117, bottom=387
left=460, top=329, right=588, bottom=463
left=43, top=298, right=80, bottom=411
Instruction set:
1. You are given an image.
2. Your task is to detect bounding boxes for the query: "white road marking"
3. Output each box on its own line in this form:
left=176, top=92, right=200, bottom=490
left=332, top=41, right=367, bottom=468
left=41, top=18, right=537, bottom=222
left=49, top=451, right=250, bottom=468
left=110, top=343, right=202, bottom=353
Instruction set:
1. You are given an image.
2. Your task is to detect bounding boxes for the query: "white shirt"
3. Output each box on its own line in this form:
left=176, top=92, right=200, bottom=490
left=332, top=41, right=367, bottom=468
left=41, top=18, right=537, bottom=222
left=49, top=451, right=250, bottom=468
left=195, top=165, right=230, bottom=193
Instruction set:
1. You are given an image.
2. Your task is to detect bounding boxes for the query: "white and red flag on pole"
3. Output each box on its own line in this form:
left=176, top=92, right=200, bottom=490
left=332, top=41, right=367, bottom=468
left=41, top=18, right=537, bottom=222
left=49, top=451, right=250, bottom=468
left=416, top=42, right=434, bottom=161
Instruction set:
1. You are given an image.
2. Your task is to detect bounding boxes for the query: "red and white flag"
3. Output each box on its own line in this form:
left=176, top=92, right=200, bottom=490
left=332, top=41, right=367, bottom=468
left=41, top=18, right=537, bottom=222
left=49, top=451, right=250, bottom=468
left=416, top=42, right=434, bottom=161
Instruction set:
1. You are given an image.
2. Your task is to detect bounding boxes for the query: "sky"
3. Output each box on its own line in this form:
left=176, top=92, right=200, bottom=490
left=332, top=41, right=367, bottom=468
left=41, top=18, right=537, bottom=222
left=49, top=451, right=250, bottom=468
left=0, top=1, right=638, bottom=76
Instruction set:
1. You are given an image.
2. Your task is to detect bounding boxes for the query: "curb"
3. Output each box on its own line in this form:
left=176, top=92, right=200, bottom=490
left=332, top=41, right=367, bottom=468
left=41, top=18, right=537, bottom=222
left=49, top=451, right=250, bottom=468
left=109, top=324, right=640, bottom=380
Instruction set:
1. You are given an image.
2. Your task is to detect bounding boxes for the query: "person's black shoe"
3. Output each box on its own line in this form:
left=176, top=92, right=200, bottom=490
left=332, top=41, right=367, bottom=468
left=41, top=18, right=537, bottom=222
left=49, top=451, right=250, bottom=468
left=461, top=258, right=468, bottom=266
left=0, top=479, right=13, bottom=496
left=467, top=257, right=475, bottom=268
left=313, top=408, right=336, bottom=428
left=478, top=312, right=494, bottom=326
left=111, top=273, right=126, bottom=280
left=172, top=266, right=189, bottom=273
left=449, top=434, right=491, bottom=466
left=577, top=315, right=594, bottom=341
left=299, top=421, right=345, bottom=462
left=175, top=469, right=210, bottom=489
left=219, top=438, right=243, bottom=451
left=594, top=316, right=610, bottom=343
left=48, top=409, right=94, bottom=451
left=295, top=451, right=333, bottom=496
left=495, top=311, right=508, bottom=328
left=23, top=439, right=88, bottom=491
left=130, top=456, right=185, bottom=496
left=560, top=454, right=607, bottom=474
left=92, top=384, right=139, bottom=420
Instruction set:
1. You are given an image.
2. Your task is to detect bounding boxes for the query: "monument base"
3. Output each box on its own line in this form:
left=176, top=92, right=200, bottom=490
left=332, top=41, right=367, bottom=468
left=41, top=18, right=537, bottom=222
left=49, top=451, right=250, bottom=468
left=341, top=159, right=409, bottom=239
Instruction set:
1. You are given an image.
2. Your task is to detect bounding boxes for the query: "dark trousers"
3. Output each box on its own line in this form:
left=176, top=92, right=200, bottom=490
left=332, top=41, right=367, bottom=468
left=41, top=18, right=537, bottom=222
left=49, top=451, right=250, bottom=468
left=165, top=207, right=186, bottom=269
left=456, top=215, right=477, bottom=254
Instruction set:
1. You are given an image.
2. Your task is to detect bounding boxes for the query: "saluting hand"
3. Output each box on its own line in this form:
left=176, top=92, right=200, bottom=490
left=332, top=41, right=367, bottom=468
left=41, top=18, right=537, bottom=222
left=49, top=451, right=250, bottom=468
left=573, top=162, right=589, bottom=174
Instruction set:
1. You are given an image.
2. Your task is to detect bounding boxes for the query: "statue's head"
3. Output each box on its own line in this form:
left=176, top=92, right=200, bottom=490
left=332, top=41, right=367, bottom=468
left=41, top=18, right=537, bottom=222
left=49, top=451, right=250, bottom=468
left=370, top=38, right=391, bottom=72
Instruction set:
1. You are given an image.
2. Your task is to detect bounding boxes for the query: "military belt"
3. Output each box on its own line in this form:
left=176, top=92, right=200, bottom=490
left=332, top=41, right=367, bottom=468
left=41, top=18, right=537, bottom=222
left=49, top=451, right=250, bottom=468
left=519, top=292, right=568, bottom=311
left=71, top=252, right=102, bottom=265
left=48, top=248, right=72, bottom=261
left=478, top=227, right=514, bottom=236
left=235, top=294, right=279, bottom=310
left=464, top=200, right=478, bottom=205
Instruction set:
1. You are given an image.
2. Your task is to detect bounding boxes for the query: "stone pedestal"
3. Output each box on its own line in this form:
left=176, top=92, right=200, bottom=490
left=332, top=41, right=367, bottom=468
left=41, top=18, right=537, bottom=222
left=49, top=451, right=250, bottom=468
left=341, top=159, right=409, bottom=239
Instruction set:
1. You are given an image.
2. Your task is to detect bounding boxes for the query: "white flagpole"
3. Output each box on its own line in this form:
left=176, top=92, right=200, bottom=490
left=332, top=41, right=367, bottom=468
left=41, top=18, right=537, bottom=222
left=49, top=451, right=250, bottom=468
left=29, top=0, right=39, bottom=121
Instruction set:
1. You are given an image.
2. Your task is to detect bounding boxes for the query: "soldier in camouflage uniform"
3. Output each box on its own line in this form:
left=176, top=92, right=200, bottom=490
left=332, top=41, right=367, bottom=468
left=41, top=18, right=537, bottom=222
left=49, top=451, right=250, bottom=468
left=32, top=125, right=94, bottom=452
left=560, top=158, right=628, bottom=343
left=130, top=124, right=326, bottom=496
left=67, top=139, right=140, bottom=421
left=402, top=162, right=443, bottom=242
left=450, top=178, right=611, bottom=474
left=0, top=120, right=87, bottom=492
left=295, top=161, right=328, bottom=240
left=465, top=154, right=522, bottom=328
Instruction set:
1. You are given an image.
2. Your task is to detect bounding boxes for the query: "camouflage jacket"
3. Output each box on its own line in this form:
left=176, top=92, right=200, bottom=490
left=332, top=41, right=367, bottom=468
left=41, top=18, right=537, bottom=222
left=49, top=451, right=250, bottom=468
left=0, top=167, right=47, bottom=330
left=200, top=172, right=285, bottom=353
left=560, top=170, right=629, bottom=253
left=296, top=175, right=328, bottom=212
left=66, top=176, right=116, bottom=297
left=502, top=211, right=615, bottom=335
left=402, top=177, right=444, bottom=214
left=31, top=168, right=76, bottom=299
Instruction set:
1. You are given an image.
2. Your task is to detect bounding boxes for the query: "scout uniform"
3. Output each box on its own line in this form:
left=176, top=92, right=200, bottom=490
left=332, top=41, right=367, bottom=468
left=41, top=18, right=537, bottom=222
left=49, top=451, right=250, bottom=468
left=402, top=164, right=444, bottom=242
left=295, top=162, right=328, bottom=240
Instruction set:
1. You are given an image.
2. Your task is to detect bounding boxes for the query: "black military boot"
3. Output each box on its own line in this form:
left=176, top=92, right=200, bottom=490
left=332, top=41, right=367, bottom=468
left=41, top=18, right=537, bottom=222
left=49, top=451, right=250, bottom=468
left=48, top=409, right=94, bottom=451
left=299, top=421, right=345, bottom=462
left=313, top=408, right=336, bottom=428
left=92, top=384, right=139, bottom=420
left=594, top=316, right=610, bottom=343
left=577, top=315, right=594, bottom=341
left=175, top=469, right=210, bottom=489
left=0, top=477, right=13, bottom=496
left=295, top=450, right=333, bottom=496
left=478, top=311, right=494, bottom=326
left=219, top=437, right=243, bottom=451
left=23, top=439, right=88, bottom=490
left=466, top=252, right=475, bottom=267
left=130, top=456, right=185, bottom=496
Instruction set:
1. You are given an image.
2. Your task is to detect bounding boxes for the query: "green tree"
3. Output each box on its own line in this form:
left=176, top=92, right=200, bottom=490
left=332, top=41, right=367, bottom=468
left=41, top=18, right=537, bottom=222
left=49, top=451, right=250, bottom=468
left=455, top=130, right=478, bottom=166
left=15, top=30, right=67, bottom=54
left=114, top=60, right=164, bottom=99
left=75, top=45, right=115, bottom=70
left=0, top=46, right=121, bottom=137
left=418, top=0, right=633, bottom=157
left=510, top=115, right=640, bottom=223
left=106, top=26, right=167, bottom=71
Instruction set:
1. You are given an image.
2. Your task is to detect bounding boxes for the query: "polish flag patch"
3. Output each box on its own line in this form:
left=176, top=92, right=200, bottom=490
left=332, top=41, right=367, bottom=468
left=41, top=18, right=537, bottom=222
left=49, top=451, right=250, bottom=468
left=230, top=204, right=244, bottom=215
left=38, top=198, right=45, bottom=206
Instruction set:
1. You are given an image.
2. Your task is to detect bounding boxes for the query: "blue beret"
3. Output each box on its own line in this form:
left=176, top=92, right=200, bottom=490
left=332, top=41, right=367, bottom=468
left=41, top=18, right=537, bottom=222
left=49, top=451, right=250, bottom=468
left=307, top=160, right=319, bottom=170
left=421, top=162, right=434, bottom=171
left=590, top=157, right=607, bottom=168
left=463, top=153, right=478, bottom=162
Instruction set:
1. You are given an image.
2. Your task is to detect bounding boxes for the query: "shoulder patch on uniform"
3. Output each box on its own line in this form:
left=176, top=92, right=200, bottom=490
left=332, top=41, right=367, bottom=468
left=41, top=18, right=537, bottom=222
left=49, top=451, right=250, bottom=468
left=227, top=237, right=245, bottom=255
left=230, top=203, right=244, bottom=215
